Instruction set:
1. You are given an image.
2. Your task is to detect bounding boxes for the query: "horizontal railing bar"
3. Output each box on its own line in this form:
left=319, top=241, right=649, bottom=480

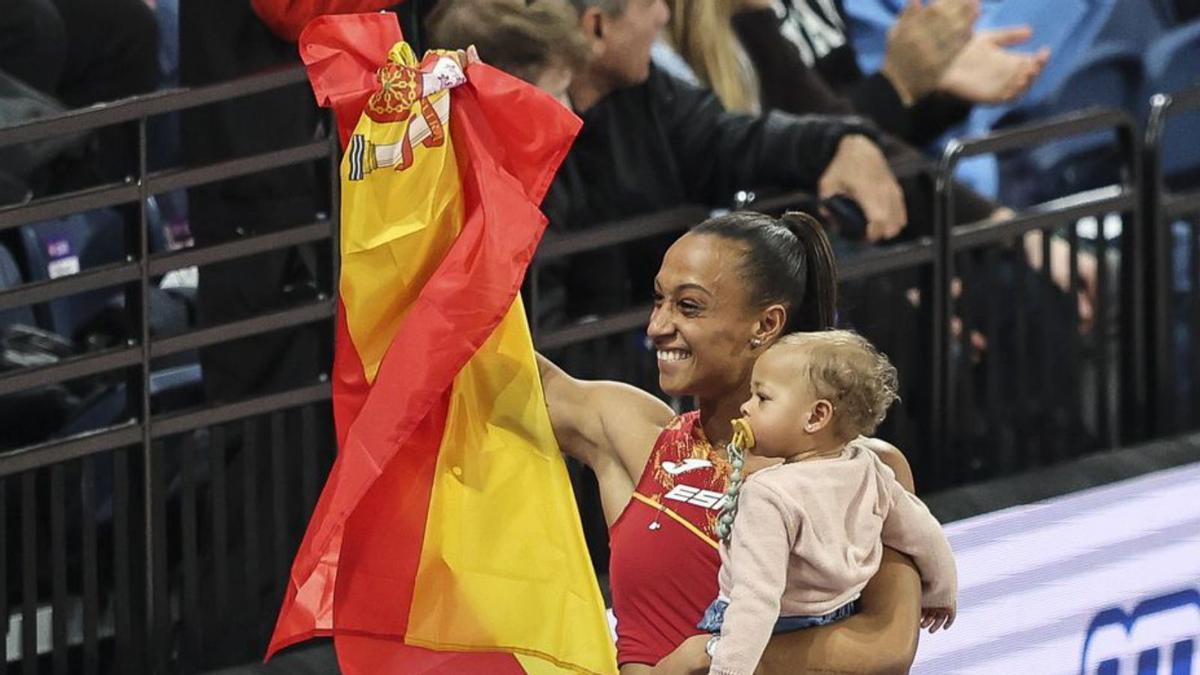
left=0, top=66, right=307, bottom=147
left=148, top=221, right=333, bottom=275
left=536, top=305, right=651, bottom=351
left=839, top=239, right=936, bottom=280
left=950, top=108, right=1133, bottom=159
left=0, top=262, right=139, bottom=311
left=145, top=140, right=330, bottom=195
left=1161, top=190, right=1200, bottom=219
left=150, top=299, right=335, bottom=359
left=1152, top=87, right=1200, bottom=118
left=0, top=423, right=142, bottom=478
left=0, top=346, right=140, bottom=397
left=0, top=184, right=139, bottom=232
left=745, top=190, right=813, bottom=214
left=951, top=186, right=1133, bottom=251
left=534, top=206, right=708, bottom=262
left=150, top=382, right=331, bottom=438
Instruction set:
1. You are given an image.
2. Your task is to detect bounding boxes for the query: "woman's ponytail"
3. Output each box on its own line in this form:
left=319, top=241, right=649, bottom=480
left=778, top=211, right=837, bottom=331
left=691, top=209, right=839, bottom=333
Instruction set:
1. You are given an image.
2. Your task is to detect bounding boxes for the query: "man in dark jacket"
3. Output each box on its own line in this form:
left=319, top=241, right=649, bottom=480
left=536, top=0, right=904, bottom=357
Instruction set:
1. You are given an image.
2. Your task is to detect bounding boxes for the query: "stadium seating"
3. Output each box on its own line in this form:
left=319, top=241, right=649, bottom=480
left=18, top=208, right=125, bottom=340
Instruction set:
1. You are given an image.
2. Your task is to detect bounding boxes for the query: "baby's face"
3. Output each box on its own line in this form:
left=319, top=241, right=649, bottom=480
left=738, top=347, right=821, bottom=459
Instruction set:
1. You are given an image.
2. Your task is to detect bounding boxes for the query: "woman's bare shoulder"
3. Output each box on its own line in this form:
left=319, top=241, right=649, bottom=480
left=582, top=378, right=675, bottom=479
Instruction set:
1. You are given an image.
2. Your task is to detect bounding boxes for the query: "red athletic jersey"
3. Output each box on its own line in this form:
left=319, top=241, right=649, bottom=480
left=609, top=412, right=732, bottom=666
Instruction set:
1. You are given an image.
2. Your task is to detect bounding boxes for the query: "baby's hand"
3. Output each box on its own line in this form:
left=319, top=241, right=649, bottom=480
left=921, top=606, right=955, bottom=633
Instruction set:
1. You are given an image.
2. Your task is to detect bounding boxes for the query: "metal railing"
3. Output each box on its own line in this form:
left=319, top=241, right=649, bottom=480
left=1, top=65, right=337, bottom=673
left=930, top=108, right=1144, bottom=485
left=1145, top=86, right=1200, bottom=435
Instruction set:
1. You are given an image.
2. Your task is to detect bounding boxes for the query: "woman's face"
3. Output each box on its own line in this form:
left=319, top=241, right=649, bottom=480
left=648, top=233, right=761, bottom=399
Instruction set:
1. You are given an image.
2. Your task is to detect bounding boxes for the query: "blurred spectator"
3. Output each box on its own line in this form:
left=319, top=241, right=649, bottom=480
left=0, top=0, right=158, bottom=110
left=720, top=0, right=1048, bottom=148
left=180, top=1, right=437, bottom=405
left=427, top=0, right=590, bottom=106
left=0, top=0, right=67, bottom=96
left=177, top=2, right=427, bottom=661
left=0, top=0, right=159, bottom=186
left=657, top=0, right=762, bottom=114
left=663, top=0, right=1095, bottom=308
left=180, top=0, right=329, bottom=405
left=663, top=0, right=1004, bottom=233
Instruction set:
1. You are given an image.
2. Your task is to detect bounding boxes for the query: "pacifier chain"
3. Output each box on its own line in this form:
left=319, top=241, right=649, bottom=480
left=715, top=418, right=755, bottom=542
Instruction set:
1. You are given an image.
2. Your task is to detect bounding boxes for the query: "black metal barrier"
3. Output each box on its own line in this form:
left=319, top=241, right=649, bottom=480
left=0, top=66, right=338, bottom=673
left=0, top=61, right=1194, bottom=672
left=1145, top=87, right=1200, bottom=435
left=931, top=108, right=1145, bottom=487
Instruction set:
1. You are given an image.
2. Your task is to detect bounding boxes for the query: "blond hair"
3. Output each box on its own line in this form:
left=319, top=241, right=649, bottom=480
left=664, top=0, right=760, bottom=114
left=426, top=0, right=591, bottom=84
left=775, top=330, right=899, bottom=438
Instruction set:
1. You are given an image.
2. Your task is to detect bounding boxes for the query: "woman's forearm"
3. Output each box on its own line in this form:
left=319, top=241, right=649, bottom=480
left=756, top=547, right=921, bottom=674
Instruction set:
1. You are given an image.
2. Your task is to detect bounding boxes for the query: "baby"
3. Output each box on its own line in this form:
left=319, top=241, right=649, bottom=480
left=702, top=330, right=957, bottom=675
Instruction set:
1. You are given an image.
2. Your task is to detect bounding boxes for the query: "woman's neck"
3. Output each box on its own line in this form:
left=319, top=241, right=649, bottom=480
left=698, top=390, right=747, bottom=449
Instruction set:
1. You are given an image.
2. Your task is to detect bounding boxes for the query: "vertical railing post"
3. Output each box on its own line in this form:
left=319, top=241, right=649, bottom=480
left=136, top=114, right=166, bottom=674
left=932, top=142, right=962, bottom=486
left=1116, top=114, right=1147, bottom=444
left=1144, top=94, right=1174, bottom=435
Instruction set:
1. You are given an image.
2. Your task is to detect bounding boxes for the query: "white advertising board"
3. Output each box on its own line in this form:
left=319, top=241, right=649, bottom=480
left=913, top=462, right=1200, bottom=674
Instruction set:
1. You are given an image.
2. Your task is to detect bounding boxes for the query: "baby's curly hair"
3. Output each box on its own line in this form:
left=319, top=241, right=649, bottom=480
left=774, top=330, right=899, bottom=438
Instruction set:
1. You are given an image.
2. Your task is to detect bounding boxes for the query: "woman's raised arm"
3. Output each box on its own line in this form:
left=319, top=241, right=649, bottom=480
left=537, top=354, right=675, bottom=491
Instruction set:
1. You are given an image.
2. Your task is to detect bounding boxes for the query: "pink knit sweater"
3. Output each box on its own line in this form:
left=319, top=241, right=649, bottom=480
left=709, top=442, right=957, bottom=675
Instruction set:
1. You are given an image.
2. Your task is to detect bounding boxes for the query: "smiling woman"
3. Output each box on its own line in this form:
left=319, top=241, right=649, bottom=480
left=649, top=212, right=837, bottom=407
left=538, top=211, right=922, bottom=674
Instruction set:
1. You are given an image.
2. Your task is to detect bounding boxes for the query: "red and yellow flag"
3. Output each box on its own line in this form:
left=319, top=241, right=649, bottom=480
left=267, top=13, right=615, bottom=674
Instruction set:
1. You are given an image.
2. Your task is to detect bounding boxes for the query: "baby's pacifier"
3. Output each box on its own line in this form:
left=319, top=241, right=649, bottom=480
left=730, top=418, right=755, bottom=451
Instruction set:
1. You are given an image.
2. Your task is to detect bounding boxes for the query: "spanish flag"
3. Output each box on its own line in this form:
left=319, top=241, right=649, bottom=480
left=266, top=13, right=615, bottom=674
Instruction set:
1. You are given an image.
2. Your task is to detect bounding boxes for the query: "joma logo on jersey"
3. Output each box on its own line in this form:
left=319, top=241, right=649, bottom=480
left=1080, top=588, right=1200, bottom=674
left=664, top=484, right=727, bottom=510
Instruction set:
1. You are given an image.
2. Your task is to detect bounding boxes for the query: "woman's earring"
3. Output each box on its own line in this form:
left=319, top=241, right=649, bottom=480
left=750, top=338, right=763, bottom=348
